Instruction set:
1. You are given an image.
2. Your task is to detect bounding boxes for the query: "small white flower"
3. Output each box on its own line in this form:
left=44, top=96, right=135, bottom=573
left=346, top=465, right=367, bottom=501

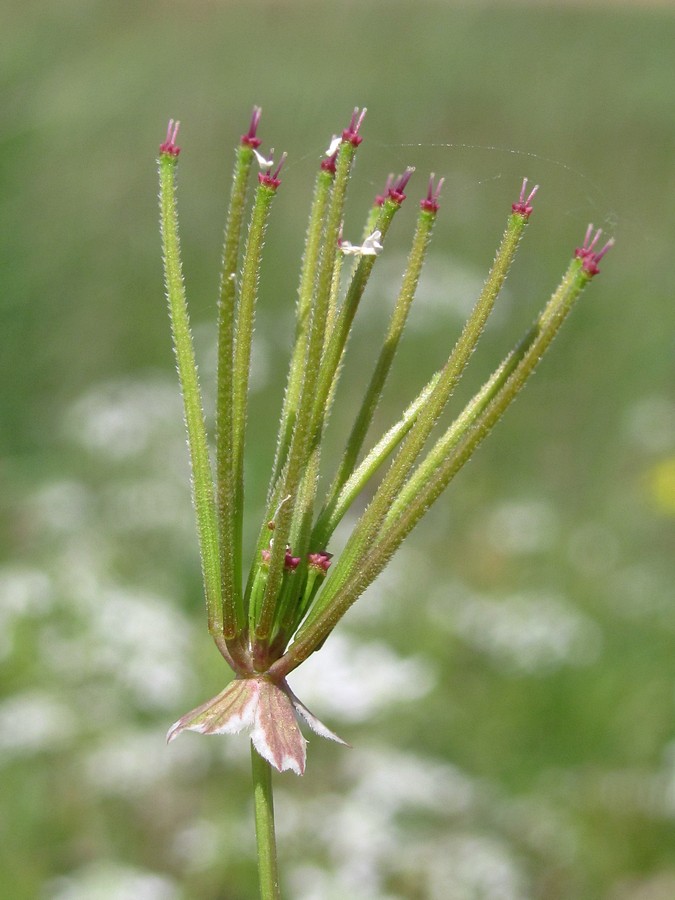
left=325, top=135, right=342, bottom=157
left=340, top=229, right=383, bottom=257
left=253, top=147, right=275, bottom=169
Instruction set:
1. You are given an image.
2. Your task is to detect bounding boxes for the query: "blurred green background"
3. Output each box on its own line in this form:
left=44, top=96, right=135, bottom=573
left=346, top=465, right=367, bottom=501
left=2, top=1, right=675, bottom=897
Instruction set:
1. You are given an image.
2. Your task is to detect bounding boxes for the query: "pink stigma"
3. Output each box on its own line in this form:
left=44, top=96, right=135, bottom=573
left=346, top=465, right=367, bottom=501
left=242, top=106, right=262, bottom=148
left=260, top=545, right=301, bottom=570
left=375, top=174, right=394, bottom=207
left=321, top=150, right=338, bottom=174
left=420, top=174, right=444, bottom=213
left=308, top=551, right=333, bottom=574
left=575, top=225, right=614, bottom=276
left=342, top=107, right=367, bottom=146
left=388, top=167, right=415, bottom=205
left=258, top=151, right=287, bottom=189
left=160, top=119, right=181, bottom=157
left=285, top=549, right=301, bottom=571
left=512, top=178, right=539, bottom=218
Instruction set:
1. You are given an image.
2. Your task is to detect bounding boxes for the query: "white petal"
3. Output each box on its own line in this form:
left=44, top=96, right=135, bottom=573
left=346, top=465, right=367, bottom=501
left=339, top=240, right=359, bottom=255
left=251, top=729, right=305, bottom=776
left=253, top=148, right=275, bottom=169
left=339, top=229, right=383, bottom=257
left=166, top=679, right=259, bottom=742
left=251, top=681, right=307, bottom=775
left=205, top=689, right=258, bottom=735
left=361, top=229, right=383, bottom=254
left=325, top=135, right=341, bottom=157
left=287, top=687, right=350, bottom=746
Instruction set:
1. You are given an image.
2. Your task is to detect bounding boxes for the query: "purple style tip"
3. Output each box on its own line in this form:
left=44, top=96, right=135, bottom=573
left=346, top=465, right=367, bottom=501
left=284, top=550, right=302, bottom=571
left=242, top=106, right=262, bottom=148
left=321, top=149, right=338, bottom=174
left=374, top=174, right=394, bottom=207
left=342, top=107, right=367, bottom=146
left=258, top=151, right=287, bottom=189
left=387, top=167, right=415, bottom=205
left=511, top=178, right=538, bottom=218
left=160, top=119, right=181, bottom=157
left=308, top=551, right=333, bottom=574
left=420, top=174, right=445, bottom=213
left=575, top=225, right=614, bottom=276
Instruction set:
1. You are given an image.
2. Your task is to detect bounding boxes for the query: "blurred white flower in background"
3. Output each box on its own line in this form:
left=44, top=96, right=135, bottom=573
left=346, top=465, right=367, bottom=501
left=65, top=377, right=182, bottom=463
left=483, top=498, right=558, bottom=556
left=289, top=633, right=435, bottom=723
left=623, top=394, right=675, bottom=454
left=281, top=746, right=528, bottom=900
left=83, top=728, right=208, bottom=798
left=430, top=587, right=602, bottom=675
left=0, top=691, right=76, bottom=760
left=453, top=592, right=602, bottom=674
left=45, top=862, right=179, bottom=900
left=0, top=566, right=54, bottom=660
left=361, top=251, right=509, bottom=334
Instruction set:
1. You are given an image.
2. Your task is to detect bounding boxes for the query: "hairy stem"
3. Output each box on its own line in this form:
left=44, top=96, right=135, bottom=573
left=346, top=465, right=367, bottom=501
left=216, top=142, right=256, bottom=638
left=270, top=257, right=590, bottom=678
left=306, top=208, right=531, bottom=628
left=254, top=141, right=357, bottom=646
left=158, top=153, right=224, bottom=645
left=251, top=744, right=281, bottom=900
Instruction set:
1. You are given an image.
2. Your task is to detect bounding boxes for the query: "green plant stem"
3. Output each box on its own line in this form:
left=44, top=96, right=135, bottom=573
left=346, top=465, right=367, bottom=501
left=232, top=182, right=278, bottom=608
left=269, top=167, right=335, bottom=493
left=216, top=143, right=255, bottom=638
left=382, top=261, right=586, bottom=534
left=269, top=257, right=590, bottom=680
left=159, top=153, right=226, bottom=653
left=254, top=142, right=357, bottom=646
left=307, top=209, right=530, bottom=625
left=274, top=198, right=405, bottom=635
left=307, top=198, right=401, bottom=448
left=251, top=744, right=281, bottom=900
left=311, top=372, right=440, bottom=549
left=325, top=206, right=438, bottom=509
left=287, top=198, right=403, bottom=568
